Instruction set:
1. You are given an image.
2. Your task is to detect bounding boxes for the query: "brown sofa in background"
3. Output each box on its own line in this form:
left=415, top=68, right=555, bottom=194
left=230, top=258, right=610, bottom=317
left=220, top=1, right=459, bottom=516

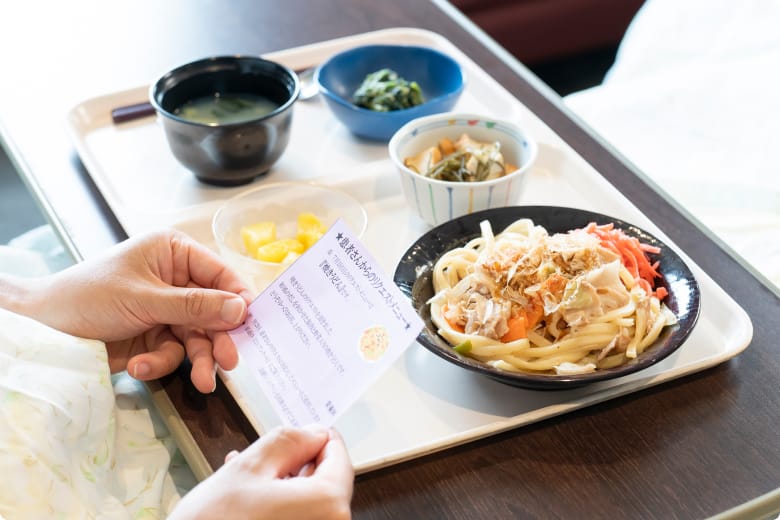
left=451, top=0, right=645, bottom=65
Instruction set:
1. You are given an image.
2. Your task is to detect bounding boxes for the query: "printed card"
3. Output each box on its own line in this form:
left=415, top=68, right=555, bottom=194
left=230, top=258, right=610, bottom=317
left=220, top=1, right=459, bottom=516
left=228, top=219, right=424, bottom=427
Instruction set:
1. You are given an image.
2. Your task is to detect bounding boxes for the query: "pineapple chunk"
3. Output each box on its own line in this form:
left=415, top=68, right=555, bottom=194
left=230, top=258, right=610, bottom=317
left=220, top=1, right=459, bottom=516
left=241, top=221, right=276, bottom=254
left=281, top=251, right=302, bottom=265
left=255, top=238, right=305, bottom=263
left=296, top=212, right=327, bottom=249
left=239, top=213, right=326, bottom=263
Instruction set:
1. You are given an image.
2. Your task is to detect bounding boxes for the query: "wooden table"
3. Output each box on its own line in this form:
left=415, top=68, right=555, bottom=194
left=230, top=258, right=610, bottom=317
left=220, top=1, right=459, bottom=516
left=1, top=1, right=778, bottom=518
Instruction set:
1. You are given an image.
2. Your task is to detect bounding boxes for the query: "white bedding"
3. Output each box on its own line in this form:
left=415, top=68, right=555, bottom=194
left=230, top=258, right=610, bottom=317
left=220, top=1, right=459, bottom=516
left=564, top=0, right=780, bottom=289
left=0, top=230, right=196, bottom=518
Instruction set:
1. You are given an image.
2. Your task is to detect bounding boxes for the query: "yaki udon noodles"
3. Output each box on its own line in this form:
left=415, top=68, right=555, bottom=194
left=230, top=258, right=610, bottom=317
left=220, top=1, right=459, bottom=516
left=428, top=218, right=678, bottom=375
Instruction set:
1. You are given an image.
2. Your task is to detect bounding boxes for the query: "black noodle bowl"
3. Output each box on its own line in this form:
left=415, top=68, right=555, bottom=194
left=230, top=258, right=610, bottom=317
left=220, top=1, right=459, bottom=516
left=392, top=206, right=702, bottom=390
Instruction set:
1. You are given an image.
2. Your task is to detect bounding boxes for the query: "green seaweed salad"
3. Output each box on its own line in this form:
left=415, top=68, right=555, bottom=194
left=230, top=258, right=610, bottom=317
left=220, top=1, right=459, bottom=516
left=352, top=69, right=424, bottom=112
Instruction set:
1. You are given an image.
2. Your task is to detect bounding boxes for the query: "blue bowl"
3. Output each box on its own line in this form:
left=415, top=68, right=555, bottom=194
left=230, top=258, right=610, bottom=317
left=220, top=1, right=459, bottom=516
left=315, top=45, right=465, bottom=141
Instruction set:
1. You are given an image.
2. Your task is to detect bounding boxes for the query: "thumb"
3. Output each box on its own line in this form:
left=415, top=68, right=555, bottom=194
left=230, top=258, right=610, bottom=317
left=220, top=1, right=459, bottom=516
left=248, top=425, right=330, bottom=478
left=153, top=287, right=247, bottom=329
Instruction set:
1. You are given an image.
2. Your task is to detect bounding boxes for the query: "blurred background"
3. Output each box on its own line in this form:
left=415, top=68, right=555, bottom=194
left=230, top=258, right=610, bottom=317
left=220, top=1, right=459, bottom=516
left=0, top=146, right=46, bottom=244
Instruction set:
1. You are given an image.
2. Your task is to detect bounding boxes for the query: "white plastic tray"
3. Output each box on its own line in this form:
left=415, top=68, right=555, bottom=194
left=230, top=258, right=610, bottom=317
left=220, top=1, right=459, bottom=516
left=66, top=28, right=753, bottom=474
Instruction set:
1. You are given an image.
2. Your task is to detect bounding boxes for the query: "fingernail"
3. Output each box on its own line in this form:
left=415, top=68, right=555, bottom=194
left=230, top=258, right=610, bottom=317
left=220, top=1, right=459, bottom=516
left=302, top=423, right=329, bottom=436
left=210, top=365, right=218, bottom=393
left=133, top=362, right=151, bottom=378
left=220, top=297, right=245, bottom=324
left=225, top=450, right=240, bottom=463
left=297, top=462, right=315, bottom=477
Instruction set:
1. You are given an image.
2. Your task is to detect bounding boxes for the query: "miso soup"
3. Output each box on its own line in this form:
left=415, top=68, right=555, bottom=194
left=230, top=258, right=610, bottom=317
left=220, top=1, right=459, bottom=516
left=174, top=93, right=279, bottom=124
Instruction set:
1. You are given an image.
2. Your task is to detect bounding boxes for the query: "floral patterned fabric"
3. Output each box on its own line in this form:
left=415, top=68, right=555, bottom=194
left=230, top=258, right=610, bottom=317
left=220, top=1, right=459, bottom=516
left=0, top=307, right=195, bottom=519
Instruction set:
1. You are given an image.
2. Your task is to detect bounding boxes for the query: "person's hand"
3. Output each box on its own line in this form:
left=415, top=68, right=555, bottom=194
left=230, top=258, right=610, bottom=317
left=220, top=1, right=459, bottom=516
left=6, top=229, right=252, bottom=392
left=170, top=425, right=354, bottom=520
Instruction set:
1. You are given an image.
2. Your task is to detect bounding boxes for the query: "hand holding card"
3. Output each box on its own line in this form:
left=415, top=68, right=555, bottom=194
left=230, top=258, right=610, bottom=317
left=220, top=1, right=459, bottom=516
left=228, top=219, right=423, bottom=427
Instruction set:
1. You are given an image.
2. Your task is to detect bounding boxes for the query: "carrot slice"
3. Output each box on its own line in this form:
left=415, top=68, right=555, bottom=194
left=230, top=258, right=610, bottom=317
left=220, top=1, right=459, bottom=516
left=501, top=315, right=527, bottom=343
left=441, top=304, right=465, bottom=333
left=524, top=298, right=545, bottom=329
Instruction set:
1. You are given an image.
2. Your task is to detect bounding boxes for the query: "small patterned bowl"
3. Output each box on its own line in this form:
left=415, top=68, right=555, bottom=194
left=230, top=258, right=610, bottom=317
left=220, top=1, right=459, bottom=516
left=388, top=113, right=538, bottom=226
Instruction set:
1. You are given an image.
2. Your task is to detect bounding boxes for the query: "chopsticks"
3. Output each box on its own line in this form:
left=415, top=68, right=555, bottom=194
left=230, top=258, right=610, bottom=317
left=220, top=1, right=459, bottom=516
left=111, top=101, right=156, bottom=124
